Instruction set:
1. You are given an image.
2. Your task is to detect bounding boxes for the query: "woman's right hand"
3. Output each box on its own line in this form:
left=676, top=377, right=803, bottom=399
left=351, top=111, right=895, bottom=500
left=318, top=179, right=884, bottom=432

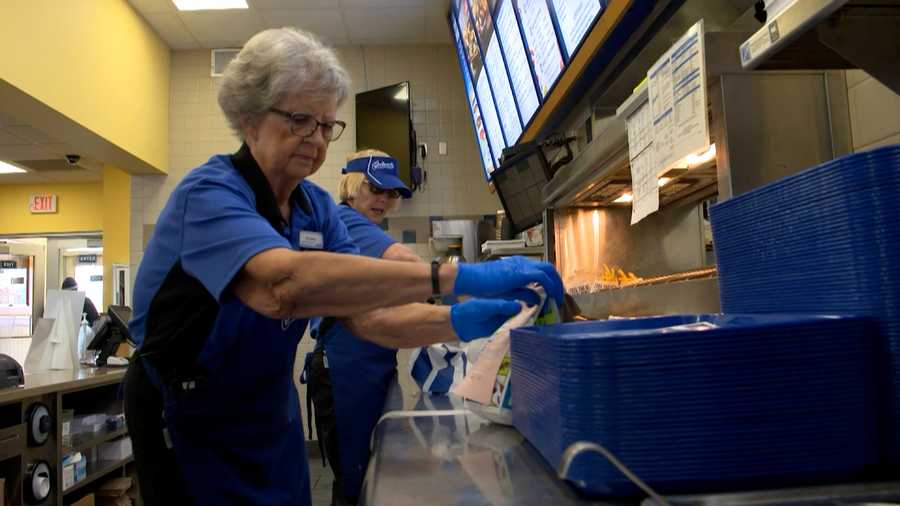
left=453, top=256, right=564, bottom=305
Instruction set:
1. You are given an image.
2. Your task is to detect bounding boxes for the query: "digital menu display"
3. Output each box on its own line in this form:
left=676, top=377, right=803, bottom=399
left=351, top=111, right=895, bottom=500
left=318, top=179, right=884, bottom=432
left=494, top=0, right=539, bottom=126
left=448, top=0, right=609, bottom=181
left=550, top=0, right=604, bottom=58
left=457, top=0, right=507, bottom=167
left=452, top=15, right=495, bottom=178
left=514, top=0, right=565, bottom=97
left=476, top=71, right=506, bottom=165
left=470, top=0, right=523, bottom=146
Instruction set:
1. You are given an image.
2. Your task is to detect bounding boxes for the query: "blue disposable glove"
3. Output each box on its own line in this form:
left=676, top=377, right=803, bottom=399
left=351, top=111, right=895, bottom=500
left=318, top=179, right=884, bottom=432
left=450, top=299, right=522, bottom=342
left=454, top=256, right=564, bottom=306
left=495, top=287, right=541, bottom=307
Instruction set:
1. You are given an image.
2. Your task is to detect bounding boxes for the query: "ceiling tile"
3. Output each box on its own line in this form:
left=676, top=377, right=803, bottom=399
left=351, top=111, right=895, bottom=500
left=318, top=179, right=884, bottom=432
left=0, top=129, right=28, bottom=146
left=0, top=172, right=52, bottom=185
left=144, top=13, right=200, bottom=49
left=425, top=2, right=451, bottom=43
left=0, top=112, right=25, bottom=129
left=341, top=0, right=427, bottom=7
left=258, top=9, right=348, bottom=43
left=250, top=0, right=337, bottom=8
left=179, top=10, right=265, bottom=47
left=31, top=171, right=103, bottom=184
left=0, top=144, right=70, bottom=161
left=127, top=0, right=176, bottom=14
left=3, top=126, right=60, bottom=145
left=345, top=7, right=425, bottom=42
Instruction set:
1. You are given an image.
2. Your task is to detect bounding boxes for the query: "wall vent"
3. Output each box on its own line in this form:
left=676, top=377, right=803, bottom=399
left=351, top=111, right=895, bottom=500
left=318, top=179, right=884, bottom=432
left=211, top=49, right=240, bottom=77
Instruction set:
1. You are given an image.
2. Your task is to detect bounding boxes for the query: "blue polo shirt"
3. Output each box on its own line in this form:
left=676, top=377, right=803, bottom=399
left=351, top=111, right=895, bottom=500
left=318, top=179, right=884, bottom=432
left=336, top=203, right=395, bottom=258
left=129, top=144, right=357, bottom=505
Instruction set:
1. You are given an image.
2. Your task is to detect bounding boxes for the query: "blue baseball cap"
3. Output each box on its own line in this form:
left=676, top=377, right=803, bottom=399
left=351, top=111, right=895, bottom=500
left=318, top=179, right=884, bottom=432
left=342, top=156, right=412, bottom=198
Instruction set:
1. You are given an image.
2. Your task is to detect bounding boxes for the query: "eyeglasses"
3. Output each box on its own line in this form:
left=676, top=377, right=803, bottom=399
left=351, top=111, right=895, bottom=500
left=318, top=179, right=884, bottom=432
left=268, top=108, right=346, bottom=142
left=367, top=182, right=401, bottom=199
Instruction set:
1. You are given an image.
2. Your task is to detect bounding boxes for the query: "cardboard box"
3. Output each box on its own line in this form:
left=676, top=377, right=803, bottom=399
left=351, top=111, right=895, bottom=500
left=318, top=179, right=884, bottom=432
left=61, top=409, right=75, bottom=448
left=96, top=477, right=131, bottom=497
left=72, top=493, right=95, bottom=506
left=96, top=477, right=133, bottom=506
left=96, top=497, right=131, bottom=506
left=99, top=437, right=132, bottom=461
left=62, top=464, right=75, bottom=490
left=62, top=452, right=87, bottom=489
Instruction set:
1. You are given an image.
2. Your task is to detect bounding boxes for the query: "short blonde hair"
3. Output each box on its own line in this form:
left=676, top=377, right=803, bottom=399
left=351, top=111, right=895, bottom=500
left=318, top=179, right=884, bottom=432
left=339, top=149, right=400, bottom=212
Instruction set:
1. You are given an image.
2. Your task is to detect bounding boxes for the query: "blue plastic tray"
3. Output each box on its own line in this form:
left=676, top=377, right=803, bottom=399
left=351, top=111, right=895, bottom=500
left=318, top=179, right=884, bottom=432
left=709, top=144, right=900, bottom=462
left=510, top=314, right=880, bottom=498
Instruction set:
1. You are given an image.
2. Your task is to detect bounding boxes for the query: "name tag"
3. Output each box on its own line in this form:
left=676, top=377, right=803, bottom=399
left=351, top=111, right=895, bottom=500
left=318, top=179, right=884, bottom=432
left=299, top=230, right=324, bottom=250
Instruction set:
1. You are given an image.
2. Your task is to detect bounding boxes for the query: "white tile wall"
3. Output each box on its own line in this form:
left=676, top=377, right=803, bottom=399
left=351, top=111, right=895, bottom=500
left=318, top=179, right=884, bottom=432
left=846, top=70, right=900, bottom=152
left=130, top=44, right=501, bottom=435
left=131, top=45, right=500, bottom=270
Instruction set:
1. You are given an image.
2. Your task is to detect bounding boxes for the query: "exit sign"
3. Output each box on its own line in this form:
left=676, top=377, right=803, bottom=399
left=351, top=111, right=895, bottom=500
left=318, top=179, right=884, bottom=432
left=29, top=194, right=57, bottom=214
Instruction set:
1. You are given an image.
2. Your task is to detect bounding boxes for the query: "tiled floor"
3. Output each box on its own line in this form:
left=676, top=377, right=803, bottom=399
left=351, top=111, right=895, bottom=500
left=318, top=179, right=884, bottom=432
left=308, top=455, right=335, bottom=506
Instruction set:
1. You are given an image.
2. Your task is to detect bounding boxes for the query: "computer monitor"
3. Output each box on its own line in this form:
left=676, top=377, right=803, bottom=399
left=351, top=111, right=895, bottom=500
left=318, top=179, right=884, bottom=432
left=492, top=143, right=552, bottom=234
left=88, top=305, right=132, bottom=365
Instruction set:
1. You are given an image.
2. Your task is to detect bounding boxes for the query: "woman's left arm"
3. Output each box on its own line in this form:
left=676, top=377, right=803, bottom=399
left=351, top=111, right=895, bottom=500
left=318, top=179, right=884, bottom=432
left=344, top=297, right=522, bottom=349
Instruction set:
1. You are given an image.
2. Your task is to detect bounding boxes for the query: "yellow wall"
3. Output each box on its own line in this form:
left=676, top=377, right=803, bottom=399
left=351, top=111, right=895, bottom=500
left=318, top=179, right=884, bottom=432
left=0, top=183, right=103, bottom=235
left=102, top=166, right=130, bottom=307
left=0, top=0, right=171, bottom=172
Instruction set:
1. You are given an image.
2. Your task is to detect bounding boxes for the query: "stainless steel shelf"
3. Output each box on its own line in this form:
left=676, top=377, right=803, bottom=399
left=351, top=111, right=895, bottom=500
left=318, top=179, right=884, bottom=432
left=482, top=246, right=544, bottom=260
left=740, top=0, right=900, bottom=94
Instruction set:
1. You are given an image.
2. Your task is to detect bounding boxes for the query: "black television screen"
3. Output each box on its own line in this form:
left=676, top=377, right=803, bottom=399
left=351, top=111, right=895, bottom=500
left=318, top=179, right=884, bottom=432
left=492, top=144, right=551, bottom=233
left=356, top=82, right=414, bottom=188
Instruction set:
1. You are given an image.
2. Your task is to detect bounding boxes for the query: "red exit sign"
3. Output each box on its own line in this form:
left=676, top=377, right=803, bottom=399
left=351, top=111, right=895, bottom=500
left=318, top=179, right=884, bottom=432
left=29, top=194, right=58, bottom=214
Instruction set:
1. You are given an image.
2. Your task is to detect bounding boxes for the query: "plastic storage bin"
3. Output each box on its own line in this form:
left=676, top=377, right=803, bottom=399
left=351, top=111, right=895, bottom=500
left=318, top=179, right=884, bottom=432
left=509, top=314, right=880, bottom=498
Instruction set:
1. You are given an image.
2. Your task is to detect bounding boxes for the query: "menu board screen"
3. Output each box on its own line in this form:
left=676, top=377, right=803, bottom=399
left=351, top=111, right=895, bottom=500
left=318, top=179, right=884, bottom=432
left=515, top=0, right=565, bottom=97
left=470, top=0, right=523, bottom=145
left=457, top=0, right=507, bottom=165
left=457, top=0, right=483, bottom=79
left=494, top=0, right=539, bottom=126
left=451, top=15, right=495, bottom=178
left=476, top=71, right=506, bottom=165
left=550, top=0, right=604, bottom=58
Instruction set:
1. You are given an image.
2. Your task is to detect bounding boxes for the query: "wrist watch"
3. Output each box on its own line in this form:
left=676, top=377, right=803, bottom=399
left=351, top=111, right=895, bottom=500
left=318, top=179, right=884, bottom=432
left=430, top=260, right=442, bottom=301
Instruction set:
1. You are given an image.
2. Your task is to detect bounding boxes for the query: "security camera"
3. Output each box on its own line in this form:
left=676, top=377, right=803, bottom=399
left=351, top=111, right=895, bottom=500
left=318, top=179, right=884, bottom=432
left=64, top=154, right=80, bottom=166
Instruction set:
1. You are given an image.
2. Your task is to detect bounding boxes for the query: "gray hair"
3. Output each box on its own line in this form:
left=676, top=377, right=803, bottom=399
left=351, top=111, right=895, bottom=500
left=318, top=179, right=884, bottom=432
left=217, top=27, right=351, bottom=139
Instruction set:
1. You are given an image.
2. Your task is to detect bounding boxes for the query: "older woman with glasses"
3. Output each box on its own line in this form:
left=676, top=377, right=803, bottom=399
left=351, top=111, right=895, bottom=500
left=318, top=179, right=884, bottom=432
left=123, top=27, right=563, bottom=506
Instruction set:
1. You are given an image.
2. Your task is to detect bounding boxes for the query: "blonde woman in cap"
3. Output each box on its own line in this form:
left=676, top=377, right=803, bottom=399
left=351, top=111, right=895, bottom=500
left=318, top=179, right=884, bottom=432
left=307, top=149, right=421, bottom=505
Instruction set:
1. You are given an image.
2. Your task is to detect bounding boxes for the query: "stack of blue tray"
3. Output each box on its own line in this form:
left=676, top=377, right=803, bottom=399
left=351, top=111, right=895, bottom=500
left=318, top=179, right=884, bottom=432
left=509, top=315, right=880, bottom=498
left=709, top=144, right=900, bottom=462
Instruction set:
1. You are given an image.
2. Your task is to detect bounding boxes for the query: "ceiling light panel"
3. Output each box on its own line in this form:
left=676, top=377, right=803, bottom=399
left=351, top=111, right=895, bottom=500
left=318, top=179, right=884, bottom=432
left=173, top=0, right=248, bottom=11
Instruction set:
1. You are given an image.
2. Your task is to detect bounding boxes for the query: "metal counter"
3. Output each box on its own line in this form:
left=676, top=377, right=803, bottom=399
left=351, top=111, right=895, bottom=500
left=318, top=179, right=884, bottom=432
left=361, top=380, right=900, bottom=506
left=360, top=381, right=605, bottom=506
left=0, top=366, right=126, bottom=404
